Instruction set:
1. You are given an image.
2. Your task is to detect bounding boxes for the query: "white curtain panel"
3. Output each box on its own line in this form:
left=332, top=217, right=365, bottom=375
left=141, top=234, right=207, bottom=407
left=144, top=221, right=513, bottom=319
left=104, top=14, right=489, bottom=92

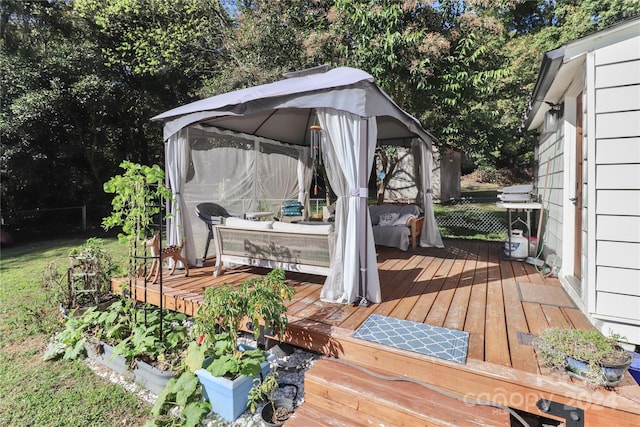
left=165, top=128, right=193, bottom=266
left=414, top=139, right=444, bottom=248
left=317, top=109, right=381, bottom=304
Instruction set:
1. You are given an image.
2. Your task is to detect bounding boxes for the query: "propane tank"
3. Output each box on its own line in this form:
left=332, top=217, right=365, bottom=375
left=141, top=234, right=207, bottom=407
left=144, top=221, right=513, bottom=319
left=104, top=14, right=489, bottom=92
left=505, top=229, right=528, bottom=259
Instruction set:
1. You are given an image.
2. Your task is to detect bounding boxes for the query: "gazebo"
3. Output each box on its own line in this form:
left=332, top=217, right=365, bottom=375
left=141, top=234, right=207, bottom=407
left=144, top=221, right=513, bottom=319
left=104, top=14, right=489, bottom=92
left=151, top=66, right=443, bottom=305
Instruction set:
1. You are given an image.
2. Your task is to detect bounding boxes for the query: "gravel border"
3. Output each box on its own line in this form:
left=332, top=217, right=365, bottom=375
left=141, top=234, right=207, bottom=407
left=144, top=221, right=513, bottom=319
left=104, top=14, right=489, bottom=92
left=84, top=336, right=320, bottom=426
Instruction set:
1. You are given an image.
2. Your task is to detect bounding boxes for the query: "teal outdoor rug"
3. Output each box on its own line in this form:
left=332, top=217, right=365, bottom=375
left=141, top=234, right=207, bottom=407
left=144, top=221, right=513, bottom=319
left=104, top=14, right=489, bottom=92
left=352, top=314, right=469, bottom=364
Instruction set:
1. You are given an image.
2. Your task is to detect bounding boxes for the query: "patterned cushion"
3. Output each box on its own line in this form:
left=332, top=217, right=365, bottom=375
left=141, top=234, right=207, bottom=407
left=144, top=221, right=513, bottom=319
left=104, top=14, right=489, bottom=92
left=282, top=200, right=303, bottom=216
left=378, top=212, right=400, bottom=226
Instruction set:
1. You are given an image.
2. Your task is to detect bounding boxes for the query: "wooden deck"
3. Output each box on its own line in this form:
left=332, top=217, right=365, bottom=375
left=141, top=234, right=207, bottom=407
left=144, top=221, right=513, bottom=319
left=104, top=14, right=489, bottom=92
left=112, top=239, right=640, bottom=425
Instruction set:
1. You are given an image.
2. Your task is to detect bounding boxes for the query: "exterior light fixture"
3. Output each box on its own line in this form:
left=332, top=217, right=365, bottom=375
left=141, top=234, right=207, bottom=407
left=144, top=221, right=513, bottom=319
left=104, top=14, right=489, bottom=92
left=543, top=102, right=563, bottom=134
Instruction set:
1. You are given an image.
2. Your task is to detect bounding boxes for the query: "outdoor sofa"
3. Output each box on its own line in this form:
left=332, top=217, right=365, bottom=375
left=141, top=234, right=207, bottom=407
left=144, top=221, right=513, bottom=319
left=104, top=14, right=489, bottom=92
left=212, top=217, right=334, bottom=277
left=369, top=204, right=424, bottom=251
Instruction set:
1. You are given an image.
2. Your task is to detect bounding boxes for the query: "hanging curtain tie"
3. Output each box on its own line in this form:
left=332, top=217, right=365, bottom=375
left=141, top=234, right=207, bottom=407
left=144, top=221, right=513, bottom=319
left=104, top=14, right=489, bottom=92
left=351, top=188, right=368, bottom=197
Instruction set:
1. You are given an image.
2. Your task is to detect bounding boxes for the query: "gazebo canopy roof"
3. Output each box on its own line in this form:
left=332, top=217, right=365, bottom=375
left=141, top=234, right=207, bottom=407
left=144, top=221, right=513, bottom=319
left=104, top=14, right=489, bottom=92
left=152, top=66, right=436, bottom=147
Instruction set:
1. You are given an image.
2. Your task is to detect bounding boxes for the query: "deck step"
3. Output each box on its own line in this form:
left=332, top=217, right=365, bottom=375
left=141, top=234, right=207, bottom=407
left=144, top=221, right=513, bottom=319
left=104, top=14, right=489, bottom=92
left=297, top=358, right=510, bottom=427
left=285, top=402, right=366, bottom=426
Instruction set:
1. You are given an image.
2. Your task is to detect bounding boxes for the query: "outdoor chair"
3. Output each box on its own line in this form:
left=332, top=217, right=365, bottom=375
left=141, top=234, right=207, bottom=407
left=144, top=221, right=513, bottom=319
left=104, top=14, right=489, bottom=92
left=196, top=202, right=236, bottom=261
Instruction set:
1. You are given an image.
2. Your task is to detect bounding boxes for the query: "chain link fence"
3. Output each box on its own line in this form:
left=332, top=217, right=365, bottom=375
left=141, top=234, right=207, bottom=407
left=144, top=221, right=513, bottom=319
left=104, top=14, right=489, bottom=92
left=435, top=197, right=508, bottom=240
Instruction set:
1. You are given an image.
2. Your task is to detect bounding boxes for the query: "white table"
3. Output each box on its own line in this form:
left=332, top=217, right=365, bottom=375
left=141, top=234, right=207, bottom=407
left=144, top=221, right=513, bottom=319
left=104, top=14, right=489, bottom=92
left=496, top=202, right=542, bottom=259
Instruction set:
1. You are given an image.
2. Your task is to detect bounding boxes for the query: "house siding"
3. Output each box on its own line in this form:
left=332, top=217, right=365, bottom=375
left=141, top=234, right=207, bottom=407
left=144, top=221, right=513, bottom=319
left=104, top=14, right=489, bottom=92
left=592, top=34, right=640, bottom=337
left=530, top=19, right=640, bottom=345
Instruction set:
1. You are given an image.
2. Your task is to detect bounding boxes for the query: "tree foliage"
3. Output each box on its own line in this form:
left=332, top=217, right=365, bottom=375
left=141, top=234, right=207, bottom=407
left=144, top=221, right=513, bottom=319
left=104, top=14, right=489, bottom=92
left=2, top=0, right=639, bottom=229
left=0, top=0, right=229, bottom=224
left=73, top=0, right=231, bottom=78
left=202, top=0, right=328, bottom=95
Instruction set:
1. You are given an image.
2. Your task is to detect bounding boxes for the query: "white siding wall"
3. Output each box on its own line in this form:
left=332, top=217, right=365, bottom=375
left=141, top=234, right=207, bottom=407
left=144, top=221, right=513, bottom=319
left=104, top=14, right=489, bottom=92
left=592, top=35, right=640, bottom=341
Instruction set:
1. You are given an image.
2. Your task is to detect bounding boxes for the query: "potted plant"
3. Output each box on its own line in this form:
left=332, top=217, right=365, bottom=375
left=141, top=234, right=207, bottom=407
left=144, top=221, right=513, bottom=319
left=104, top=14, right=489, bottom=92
left=102, top=161, right=173, bottom=280
left=188, top=268, right=294, bottom=421
left=43, top=299, right=191, bottom=395
left=42, top=238, right=117, bottom=316
left=248, top=369, right=298, bottom=427
left=532, top=327, right=634, bottom=386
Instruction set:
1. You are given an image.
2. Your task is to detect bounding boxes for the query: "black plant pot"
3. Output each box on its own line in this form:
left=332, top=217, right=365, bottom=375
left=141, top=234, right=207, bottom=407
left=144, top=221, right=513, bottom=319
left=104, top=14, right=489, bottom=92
left=261, top=383, right=298, bottom=426
left=261, top=398, right=294, bottom=427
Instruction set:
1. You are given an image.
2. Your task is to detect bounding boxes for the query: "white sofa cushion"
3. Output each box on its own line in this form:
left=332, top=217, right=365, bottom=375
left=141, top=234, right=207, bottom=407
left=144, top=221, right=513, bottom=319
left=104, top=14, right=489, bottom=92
left=393, top=213, right=417, bottom=226
left=272, top=221, right=334, bottom=235
left=225, top=217, right=274, bottom=230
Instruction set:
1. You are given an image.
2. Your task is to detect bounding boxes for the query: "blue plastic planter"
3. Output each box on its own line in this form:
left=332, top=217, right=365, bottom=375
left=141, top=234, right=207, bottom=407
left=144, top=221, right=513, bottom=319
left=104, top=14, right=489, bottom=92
left=195, top=368, right=260, bottom=421
left=195, top=347, right=273, bottom=421
left=133, top=359, right=174, bottom=395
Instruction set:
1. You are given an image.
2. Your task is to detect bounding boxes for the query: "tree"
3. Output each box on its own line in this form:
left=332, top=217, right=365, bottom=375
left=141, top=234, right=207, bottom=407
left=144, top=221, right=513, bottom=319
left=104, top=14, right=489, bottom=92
left=1, top=1, right=125, bottom=217
left=0, top=1, right=232, bottom=227
left=375, top=146, right=400, bottom=204
left=74, top=0, right=231, bottom=78
left=215, top=0, right=640, bottom=176
left=3, top=0, right=639, bottom=230
left=202, top=0, right=329, bottom=95
left=320, top=0, right=449, bottom=109
left=486, top=0, right=640, bottom=169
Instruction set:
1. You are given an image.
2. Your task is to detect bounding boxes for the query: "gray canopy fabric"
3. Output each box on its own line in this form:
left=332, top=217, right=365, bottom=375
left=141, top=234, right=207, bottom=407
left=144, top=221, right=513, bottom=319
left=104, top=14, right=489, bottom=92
left=152, top=66, right=443, bottom=305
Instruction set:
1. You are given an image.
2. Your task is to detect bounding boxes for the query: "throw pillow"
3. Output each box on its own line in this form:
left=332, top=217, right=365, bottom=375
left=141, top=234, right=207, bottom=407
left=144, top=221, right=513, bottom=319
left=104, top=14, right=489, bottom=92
left=378, top=212, right=400, bottom=226
left=393, top=213, right=416, bottom=226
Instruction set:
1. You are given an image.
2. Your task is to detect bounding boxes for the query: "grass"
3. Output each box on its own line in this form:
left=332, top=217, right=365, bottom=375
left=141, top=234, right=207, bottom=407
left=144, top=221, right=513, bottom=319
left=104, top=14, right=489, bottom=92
left=434, top=186, right=509, bottom=241
left=0, top=235, right=152, bottom=426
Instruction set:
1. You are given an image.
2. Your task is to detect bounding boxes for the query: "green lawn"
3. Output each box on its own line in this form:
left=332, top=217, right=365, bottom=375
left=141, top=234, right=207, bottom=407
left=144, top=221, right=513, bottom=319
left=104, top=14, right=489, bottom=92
left=434, top=187, right=509, bottom=241
left=0, top=236, right=152, bottom=426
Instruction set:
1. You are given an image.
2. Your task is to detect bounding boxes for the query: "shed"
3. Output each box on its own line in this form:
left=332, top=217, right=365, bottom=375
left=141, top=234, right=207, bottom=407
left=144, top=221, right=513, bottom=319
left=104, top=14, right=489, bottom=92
left=375, top=145, right=461, bottom=203
left=152, top=66, right=444, bottom=306
left=522, top=17, right=640, bottom=345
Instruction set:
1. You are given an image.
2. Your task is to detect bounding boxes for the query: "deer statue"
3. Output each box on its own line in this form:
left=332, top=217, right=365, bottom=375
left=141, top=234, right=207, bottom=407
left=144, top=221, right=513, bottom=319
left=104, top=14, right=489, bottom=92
left=145, top=234, right=189, bottom=283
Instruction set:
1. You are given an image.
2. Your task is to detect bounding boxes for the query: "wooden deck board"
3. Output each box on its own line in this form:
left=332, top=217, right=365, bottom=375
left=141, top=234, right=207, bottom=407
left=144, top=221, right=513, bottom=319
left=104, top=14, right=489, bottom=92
left=404, top=254, right=450, bottom=324
left=484, top=243, right=511, bottom=367
left=388, top=254, right=436, bottom=320
left=562, top=307, right=597, bottom=330
left=110, top=238, right=640, bottom=424
left=374, top=253, right=427, bottom=317
left=464, top=241, right=488, bottom=361
left=424, top=241, right=473, bottom=327
left=443, top=240, right=479, bottom=331
left=500, top=256, right=540, bottom=374
left=541, top=305, right=571, bottom=328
